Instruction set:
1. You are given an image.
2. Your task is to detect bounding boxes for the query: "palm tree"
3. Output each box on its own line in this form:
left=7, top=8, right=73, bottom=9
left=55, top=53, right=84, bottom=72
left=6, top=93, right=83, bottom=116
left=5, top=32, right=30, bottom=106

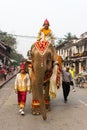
left=64, top=32, right=77, bottom=41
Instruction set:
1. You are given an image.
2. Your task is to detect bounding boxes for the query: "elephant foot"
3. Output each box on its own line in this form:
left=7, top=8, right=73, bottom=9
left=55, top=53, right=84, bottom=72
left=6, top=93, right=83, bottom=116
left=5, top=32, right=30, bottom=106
left=32, top=111, right=40, bottom=115
left=31, top=108, right=41, bottom=115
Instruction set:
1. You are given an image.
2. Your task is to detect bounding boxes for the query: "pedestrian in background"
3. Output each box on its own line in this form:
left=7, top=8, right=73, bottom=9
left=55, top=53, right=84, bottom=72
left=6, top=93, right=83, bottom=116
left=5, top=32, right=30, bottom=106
left=69, top=65, right=76, bottom=92
left=62, top=66, right=72, bottom=103
left=1, top=66, right=7, bottom=81
left=14, top=64, right=31, bottom=115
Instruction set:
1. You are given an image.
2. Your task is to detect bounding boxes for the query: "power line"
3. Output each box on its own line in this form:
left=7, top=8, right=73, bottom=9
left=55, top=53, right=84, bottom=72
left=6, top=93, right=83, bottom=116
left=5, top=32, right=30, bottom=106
left=11, top=34, right=63, bottom=40
left=0, top=32, right=64, bottom=40
left=12, top=34, right=37, bottom=39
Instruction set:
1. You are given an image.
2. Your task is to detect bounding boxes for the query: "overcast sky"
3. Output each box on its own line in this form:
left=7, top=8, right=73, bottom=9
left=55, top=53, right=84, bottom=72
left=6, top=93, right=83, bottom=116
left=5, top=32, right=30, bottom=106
left=0, top=0, right=87, bottom=57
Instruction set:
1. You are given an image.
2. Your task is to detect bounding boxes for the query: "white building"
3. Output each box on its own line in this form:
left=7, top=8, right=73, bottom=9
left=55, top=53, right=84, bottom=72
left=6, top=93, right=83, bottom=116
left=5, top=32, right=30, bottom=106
left=56, top=33, right=87, bottom=74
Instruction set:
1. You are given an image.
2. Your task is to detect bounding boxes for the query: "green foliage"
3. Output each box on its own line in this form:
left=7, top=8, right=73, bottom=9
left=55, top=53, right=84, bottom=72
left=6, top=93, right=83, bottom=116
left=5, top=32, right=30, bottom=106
left=64, top=32, right=77, bottom=41
left=0, top=30, right=16, bottom=49
left=58, top=39, right=63, bottom=45
left=56, top=32, right=77, bottom=47
left=0, top=30, right=24, bottom=65
left=10, top=49, right=24, bottom=65
left=55, top=39, right=63, bottom=49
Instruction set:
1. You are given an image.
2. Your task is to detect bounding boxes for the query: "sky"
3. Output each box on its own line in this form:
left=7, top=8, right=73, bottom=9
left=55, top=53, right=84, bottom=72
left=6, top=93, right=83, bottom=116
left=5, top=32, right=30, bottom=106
left=0, top=0, right=87, bottom=58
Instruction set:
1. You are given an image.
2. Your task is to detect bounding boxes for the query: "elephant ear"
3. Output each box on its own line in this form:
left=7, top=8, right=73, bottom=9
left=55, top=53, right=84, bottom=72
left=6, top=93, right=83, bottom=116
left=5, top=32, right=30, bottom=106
left=31, top=44, right=35, bottom=51
left=31, top=44, right=36, bottom=55
left=56, top=55, right=62, bottom=72
left=48, top=44, right=57, bottom=61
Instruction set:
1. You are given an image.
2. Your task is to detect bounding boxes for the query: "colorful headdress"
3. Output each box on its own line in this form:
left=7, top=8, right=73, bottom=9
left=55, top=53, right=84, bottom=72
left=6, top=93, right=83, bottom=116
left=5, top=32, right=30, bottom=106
left=43, top=19, right=50, bottom=26
left=20, top=64, right=26, bottom=70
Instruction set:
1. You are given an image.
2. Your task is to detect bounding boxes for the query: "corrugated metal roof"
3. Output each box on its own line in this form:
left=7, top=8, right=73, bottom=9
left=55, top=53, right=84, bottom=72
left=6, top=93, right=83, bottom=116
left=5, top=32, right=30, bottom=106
left=0, top=42, right=6, bottom=50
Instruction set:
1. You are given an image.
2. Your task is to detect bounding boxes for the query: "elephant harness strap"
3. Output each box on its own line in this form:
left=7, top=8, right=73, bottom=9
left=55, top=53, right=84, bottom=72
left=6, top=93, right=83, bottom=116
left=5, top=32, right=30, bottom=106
left=44, top=69, right=53, bottom=83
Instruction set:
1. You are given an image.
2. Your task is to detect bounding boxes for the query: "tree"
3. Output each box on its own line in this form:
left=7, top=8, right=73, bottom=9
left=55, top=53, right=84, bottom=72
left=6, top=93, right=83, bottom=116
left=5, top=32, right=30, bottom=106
left=10, top=49, right=24, bottom=65
left=0, top=30, right=24, bottom=65
left=0, top=31, right=16, bottom=49
left=58, top=39, right=63, bottom=45
left=64, top=32, right=77, bottom=41
left=55, top=39, right=63, bottom=50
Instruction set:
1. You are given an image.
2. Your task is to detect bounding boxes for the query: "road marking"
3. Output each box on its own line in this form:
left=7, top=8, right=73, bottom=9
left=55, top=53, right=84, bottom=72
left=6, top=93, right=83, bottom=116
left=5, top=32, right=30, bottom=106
left=79, top=99, right=87, bottom=106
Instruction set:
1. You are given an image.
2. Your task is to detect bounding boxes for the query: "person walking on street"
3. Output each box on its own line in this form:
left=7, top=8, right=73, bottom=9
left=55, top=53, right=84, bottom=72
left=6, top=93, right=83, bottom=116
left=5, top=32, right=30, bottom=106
left=69, top=65, right=76, bottom=92
left=62, top=66, right=72, bottom=103
left=14, top=64, right=31, bottom=115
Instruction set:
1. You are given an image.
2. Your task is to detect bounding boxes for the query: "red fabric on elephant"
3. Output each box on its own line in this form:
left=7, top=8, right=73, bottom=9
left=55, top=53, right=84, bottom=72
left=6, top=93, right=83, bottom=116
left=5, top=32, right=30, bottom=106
left=44, top=69, right=53, bottom=83
left=32, top=100, right=40, bottom=108
left=35, top=41, right=50, bottom=55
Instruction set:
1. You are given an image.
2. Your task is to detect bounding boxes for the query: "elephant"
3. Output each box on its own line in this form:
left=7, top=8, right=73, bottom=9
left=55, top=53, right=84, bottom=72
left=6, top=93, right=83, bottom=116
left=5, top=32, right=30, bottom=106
left=27, top=41, right=61, bottom=120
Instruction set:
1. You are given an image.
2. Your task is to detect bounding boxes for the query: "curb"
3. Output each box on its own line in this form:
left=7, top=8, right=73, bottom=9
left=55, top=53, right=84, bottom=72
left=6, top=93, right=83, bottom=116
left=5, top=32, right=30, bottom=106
left=0, top=73, right=18, bottom=89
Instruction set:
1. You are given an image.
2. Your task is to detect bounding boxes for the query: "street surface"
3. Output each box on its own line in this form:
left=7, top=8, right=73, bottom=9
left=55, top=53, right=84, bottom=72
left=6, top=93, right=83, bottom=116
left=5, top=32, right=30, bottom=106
left=0, top=77, right=87, bottom=130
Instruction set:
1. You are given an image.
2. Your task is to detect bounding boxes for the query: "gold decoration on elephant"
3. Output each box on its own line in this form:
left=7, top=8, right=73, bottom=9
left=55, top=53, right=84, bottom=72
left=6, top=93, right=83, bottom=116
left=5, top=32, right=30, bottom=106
left=41, top=56, right=44, bottom=67
left=32, top=100, right=40, bottom=108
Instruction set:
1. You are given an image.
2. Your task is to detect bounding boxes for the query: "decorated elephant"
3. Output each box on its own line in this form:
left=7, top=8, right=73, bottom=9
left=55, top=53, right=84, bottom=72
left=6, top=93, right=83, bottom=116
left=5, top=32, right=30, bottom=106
left=27, top=41, right=62, bottom=120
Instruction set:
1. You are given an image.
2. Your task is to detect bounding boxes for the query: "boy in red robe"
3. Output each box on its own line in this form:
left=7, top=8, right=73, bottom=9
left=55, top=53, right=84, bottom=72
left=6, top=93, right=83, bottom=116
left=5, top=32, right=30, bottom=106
left=14, top=64, right=31, bottom=115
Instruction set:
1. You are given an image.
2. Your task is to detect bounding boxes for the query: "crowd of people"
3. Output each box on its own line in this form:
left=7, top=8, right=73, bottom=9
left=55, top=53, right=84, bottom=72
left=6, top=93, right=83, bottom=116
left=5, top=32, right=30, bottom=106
left=13, top=57, right=87, bottom=116
left=0, top=19, right=82, bottom=116
left=0, top=19, right=86, bottom=117
left=14, top=62, right=77, bottom=115
left=0, top=64, right=16, bottom=82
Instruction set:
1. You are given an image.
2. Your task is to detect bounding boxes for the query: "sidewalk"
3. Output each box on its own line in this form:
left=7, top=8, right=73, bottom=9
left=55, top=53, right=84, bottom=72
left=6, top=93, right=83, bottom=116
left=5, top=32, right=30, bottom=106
left=0, top=71, right=18, bottom=88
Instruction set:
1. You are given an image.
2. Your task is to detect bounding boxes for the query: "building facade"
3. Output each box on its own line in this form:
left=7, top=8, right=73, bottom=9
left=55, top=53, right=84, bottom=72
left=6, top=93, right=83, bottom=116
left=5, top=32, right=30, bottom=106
left=0, top=41, right=11, bottom=65
left=56, top=32, right=87, bottom=74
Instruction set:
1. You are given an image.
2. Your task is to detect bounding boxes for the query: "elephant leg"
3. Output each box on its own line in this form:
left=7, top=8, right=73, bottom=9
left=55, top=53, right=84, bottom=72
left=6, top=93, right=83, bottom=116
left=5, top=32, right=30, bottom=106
left=31, top=72, right=47, bottom=120
left=31, top=72, right=41, bottom=115
left=31, top=99, right=40, bottom=115
left=31, top=87, right=40, bottom=115
left=44, top=81, right=50, bottom=111
left=38, top=88, right=47, bottom=120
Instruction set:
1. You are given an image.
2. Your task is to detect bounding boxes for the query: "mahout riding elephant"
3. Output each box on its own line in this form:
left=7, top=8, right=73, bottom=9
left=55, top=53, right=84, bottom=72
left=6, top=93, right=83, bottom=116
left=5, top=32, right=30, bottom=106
left=27, top=41, right=61, bottom=120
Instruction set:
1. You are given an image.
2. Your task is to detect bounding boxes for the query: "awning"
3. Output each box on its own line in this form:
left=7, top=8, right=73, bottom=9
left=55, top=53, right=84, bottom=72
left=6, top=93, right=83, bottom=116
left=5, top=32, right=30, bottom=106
left=0, top=42, right=6, bottom=50
left=10, top=59, right=17, bottom=63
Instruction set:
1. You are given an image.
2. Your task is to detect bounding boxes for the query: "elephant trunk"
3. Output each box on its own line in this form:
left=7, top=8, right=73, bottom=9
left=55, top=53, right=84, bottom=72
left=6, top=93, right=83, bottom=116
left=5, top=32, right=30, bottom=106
left=37, top=69, right=47, bottom=120
left=33, top=56, right=47, bottom=120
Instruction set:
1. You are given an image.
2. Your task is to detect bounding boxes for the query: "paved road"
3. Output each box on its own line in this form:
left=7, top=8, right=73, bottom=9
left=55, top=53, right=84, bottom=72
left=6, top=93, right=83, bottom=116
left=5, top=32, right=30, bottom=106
left=0, top=77, right=87, bottom=130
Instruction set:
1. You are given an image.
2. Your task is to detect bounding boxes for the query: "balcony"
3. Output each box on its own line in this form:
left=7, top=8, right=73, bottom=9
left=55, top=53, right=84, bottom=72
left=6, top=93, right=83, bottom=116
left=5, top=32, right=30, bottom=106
left=71, top=51, right=87, bottom=58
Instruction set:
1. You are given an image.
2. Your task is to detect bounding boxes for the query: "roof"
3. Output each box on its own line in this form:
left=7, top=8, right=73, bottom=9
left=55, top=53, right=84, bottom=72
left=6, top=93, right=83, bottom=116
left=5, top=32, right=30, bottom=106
left=0, top=41, right=12, bottom=52
left=0, top=42, right=6, bottom=50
